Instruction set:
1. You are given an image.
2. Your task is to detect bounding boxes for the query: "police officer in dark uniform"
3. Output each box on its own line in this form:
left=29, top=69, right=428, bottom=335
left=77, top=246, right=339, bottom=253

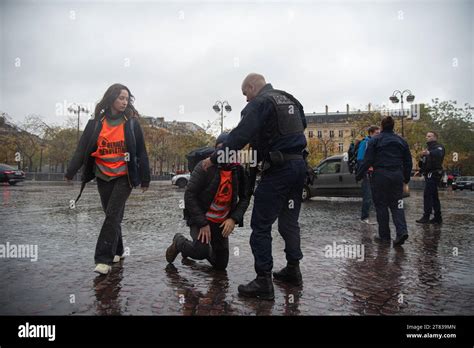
left=416, top=131, right=445, bottom=224
left=356, top=116, right=413, bottom=246
left=202, top=73, right=307, bottom=300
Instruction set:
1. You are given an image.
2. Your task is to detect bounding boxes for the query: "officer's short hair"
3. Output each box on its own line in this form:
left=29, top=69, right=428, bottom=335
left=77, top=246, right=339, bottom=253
left=381, top=116, right=394, bottom=131
left=427, top=131, right=438, bottom=139
left=367, top=125, right=380, bottom=135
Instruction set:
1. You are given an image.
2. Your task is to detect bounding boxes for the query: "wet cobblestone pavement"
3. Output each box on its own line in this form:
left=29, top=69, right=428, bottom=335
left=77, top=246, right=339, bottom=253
left=1, top=181, right=473, bottom=316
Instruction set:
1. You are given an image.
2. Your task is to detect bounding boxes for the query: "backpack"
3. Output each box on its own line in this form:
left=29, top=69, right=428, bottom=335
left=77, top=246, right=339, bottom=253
left=348, top=140, right=361, bottom=174
left=186, top=146, right=215, bottom=172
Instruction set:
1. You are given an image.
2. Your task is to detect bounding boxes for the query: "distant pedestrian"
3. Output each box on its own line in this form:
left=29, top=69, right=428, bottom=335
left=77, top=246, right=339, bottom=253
left=416, top=131, right=445, bottom=224
left=357, top=125, right=380, bottom=224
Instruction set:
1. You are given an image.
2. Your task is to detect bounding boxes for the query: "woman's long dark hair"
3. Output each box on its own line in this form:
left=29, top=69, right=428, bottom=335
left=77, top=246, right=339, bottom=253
left=94, top=83, right=139, bottom=120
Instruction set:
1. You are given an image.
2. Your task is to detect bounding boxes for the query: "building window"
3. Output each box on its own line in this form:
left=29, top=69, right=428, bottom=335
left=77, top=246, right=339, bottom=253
left=317, top=130, right=322, bottom=138
left=339, top=130, right=344, bottom=138
left=308, top=130, right=314, bottom=138
left=318, top=144, right=323, bottom=152
left=338, top=143, right=344, bottom=152
left=329, top=130, right=334, bottom=138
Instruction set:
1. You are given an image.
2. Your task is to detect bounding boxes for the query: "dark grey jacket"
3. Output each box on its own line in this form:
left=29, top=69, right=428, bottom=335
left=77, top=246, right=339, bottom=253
left=183, top=161, right=251, bottom=228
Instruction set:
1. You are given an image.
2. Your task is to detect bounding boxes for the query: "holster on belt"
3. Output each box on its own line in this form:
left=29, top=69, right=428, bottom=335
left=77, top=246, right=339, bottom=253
left=261, top=151, right=303, bottom=174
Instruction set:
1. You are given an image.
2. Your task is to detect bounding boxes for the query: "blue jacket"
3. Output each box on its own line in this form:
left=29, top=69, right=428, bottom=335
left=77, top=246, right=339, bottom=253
left=356, top=136, right=370, bottom=162
left=356, top=130, right=412, bottom=183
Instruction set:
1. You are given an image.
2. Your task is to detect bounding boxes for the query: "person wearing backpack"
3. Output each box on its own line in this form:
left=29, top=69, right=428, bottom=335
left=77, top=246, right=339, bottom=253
left=65, top=83, right=150, bottom=275
left=165, top=132, right=251, bottom=271
left=357, top=125, right=380, bottom=224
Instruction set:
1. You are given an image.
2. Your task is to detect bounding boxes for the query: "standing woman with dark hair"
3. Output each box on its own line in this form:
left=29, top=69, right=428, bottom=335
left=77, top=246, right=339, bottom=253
left=65, top=83, right=151, bottom=274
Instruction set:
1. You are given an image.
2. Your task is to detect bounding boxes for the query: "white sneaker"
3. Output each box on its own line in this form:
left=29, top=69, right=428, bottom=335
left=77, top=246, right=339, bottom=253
left=94, top=263, right=111, bottom=274
left=113, top=254, right=125, bottom=263
left=361, top=218, right=376, bottom=225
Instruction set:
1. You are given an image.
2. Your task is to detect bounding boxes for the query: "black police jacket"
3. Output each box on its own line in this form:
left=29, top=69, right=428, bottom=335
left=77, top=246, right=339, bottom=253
left=65, top=115, right=151, bottom=188
left=183, top=161, right=251, bottom=228
left=418, top=141, right=445, bottom=176
left=210, top=84, right=307, bottom=164
left=356, top=130, right=413, bottom=183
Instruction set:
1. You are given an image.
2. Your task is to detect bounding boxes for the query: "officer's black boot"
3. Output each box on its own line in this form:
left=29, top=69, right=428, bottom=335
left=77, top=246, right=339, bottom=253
left=374, top=235, right=391, bottom=245
left=416, top=215, right=430, bottom=224
left=393, top=233, right=409, bottom=247
left=273, top=262, right=303, bottom=286
left=238, top=273, right=274, bottom=300
left=429, top=214, right=442, bottom=224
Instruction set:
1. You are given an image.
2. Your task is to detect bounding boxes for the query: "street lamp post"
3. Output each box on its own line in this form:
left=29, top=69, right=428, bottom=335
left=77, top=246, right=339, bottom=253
left=39, top=142, right=45, bottom=173
left=389, top=90, right=415, bottom=137
left=212, top=101, right=232, bottom=133
left=68, top=104, right=89, bottom=143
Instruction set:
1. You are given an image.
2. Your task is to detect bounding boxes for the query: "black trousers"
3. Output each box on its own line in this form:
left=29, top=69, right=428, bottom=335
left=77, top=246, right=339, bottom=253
left=95, top=176, right=132, bottom=265
left=177, top=221, right=229, bottom=270
left=423, top=176, right=441, bottom=217
left=371, top=169, right=408, bottom=239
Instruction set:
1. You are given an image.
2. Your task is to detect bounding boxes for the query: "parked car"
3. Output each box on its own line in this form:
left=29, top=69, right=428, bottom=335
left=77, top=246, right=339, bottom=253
left=0, top=164, right=25, bottom=185
left=302, top=155, right=410, bottom=200
left=171, top=173, right=191, bottom=188
left=452, top=176, right=473, bottom=191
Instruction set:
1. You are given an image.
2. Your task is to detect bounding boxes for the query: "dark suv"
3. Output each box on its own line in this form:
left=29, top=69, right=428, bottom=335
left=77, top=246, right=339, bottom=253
left=452, top=176, right=473, bottom=191
left=0, top=164, right=25, bottom=185
left=303, top=155, right=410, bottom=200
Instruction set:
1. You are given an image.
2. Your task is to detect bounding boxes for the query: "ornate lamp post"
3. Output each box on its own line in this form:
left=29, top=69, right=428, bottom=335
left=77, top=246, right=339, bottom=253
left=389, top=90, right=415, bottom=137
left=68, top=104, right=89, bottom=143
left=212, top=101, right=232, bottom=133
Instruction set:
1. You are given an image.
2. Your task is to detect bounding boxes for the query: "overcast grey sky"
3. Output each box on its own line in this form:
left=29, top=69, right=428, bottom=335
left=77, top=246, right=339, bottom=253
left=1, top=0, right=473, bottom=132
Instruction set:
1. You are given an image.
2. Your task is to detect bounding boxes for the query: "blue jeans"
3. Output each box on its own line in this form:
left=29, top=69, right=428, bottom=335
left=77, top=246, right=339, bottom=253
left=371, top=169, right=408, bottom=239
left=361, top=176, right=372, bottom=220
left=250, top=159, right=306, bottom=275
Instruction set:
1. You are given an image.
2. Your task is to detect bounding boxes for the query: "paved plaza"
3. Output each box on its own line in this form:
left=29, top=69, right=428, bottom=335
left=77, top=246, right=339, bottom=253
left=0, top=181, right=473, bottom=315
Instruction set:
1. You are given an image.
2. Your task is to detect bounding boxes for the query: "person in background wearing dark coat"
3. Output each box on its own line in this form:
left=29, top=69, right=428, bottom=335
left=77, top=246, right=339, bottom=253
left=356, top=116, right=412, bottom=247
left=416, top=131, right=445, bottom=224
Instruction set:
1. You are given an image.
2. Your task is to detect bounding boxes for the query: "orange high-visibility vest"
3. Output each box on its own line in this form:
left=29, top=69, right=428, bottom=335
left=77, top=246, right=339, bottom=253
left=91, top=118, right=128, bottom=177
left=206, top=170, right=233, bottom=223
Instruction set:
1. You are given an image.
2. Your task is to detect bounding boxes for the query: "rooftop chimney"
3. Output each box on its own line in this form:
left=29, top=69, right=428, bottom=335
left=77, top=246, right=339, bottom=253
left=368, top=103, right=371, bottom=112
left=325, top=105, right=328, bottom=115
left=346, top=104, right=349, bottom=115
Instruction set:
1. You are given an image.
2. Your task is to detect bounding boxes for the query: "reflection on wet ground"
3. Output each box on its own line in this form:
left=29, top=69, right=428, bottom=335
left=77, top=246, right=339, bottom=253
left=0, top=181, right=473, bottom=315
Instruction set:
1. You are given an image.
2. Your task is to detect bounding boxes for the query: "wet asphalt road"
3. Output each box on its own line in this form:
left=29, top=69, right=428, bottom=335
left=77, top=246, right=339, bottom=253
left=0, top=181, right=473, bottom=316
